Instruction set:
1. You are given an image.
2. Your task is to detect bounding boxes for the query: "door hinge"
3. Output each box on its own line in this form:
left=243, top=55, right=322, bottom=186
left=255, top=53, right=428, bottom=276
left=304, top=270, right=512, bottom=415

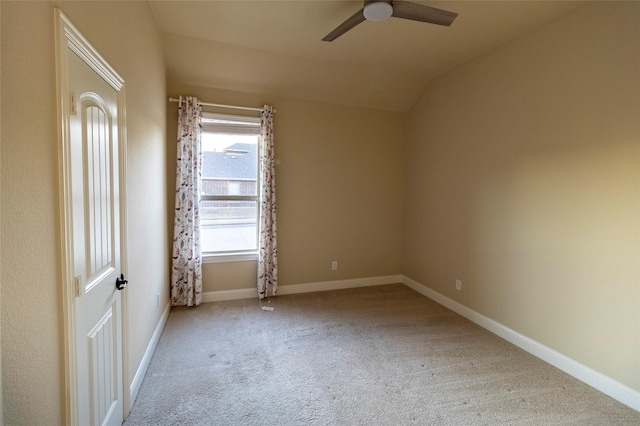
left=75, top=275, right=83, bottom=297
left=70, top=92, right=77, bottom=115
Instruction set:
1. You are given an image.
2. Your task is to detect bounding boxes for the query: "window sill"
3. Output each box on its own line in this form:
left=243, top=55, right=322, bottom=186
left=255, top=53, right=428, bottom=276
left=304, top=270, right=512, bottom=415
left=203, top=252, right=258, bottom=263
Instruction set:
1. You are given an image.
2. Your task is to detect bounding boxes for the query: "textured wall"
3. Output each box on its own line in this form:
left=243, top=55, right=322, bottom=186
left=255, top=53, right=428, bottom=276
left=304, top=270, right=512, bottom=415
left=404, top=2, right=640, bottom=391
left=166, top=84, right=406, bottom=293
left=1, top=2, right=65, bottom=422
left=1, top=1, right=167, bottom=423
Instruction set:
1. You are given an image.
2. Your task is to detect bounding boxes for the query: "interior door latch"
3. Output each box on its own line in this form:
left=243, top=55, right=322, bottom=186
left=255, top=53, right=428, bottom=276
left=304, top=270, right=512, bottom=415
left=115, top=274, right=128, bottom=291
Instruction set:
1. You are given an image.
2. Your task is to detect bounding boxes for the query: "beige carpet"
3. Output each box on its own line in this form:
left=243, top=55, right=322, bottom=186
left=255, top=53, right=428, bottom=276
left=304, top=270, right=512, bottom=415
left=124, top=284, right=640, bottom=425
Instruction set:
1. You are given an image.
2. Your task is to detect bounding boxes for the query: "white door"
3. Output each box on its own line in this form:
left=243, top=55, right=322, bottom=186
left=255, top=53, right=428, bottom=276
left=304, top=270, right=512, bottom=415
left=56, top=10, right=126, bottom=426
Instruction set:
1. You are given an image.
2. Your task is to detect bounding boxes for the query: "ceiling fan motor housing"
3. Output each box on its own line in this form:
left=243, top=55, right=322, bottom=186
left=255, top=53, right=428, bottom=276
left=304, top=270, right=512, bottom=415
left=364, top=1, right=394, bottom=22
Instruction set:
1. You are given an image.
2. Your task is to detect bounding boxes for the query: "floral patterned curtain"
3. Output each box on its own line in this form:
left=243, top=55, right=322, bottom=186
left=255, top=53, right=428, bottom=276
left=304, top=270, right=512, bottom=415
left=258, top=105, right=278, bottom=299
left=171, top=96, right=203, bottom=307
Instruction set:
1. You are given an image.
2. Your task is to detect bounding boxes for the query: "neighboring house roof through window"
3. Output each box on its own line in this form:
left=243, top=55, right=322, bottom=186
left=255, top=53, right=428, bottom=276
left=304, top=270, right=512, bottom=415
left=202, top=143, right=257, bottom=180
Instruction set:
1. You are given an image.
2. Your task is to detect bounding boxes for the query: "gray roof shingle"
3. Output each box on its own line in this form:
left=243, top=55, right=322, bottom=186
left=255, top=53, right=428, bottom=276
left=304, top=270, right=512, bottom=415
left=202, top=143, right=257, bottom=180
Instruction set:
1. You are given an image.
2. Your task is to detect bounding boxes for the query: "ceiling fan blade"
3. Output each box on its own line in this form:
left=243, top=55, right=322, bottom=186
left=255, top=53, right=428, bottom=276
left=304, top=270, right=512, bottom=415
left=391, top=1, right=458, bottom=26
left=322, top=8, right=366, bottom=41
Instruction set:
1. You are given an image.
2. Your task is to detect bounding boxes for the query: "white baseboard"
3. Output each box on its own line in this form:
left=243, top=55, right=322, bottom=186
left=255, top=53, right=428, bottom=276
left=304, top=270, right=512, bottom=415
left=128, top=301, right=171, bottom=409
left=402, top=275, right=640, bottom=412
left=278, top=275, right=403, bottom=295
left=202, top=275, right=403, bottom=303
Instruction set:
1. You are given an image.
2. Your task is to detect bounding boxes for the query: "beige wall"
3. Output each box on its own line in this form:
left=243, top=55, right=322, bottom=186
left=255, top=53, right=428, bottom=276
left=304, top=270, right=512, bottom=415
left=1, top=1, right=167, bottom=424
left=404, top=1, right=640, bottom=391
left=167, top=84, right=406, bottom=293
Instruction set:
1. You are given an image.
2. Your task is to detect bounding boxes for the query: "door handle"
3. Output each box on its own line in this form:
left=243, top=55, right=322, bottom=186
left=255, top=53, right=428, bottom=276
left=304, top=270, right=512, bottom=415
left=115, top=274, right=128, bottom=291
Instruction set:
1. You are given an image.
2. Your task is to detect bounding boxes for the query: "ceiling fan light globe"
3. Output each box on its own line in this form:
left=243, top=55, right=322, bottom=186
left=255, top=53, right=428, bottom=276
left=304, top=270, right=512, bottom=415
left=363, top=2, right=393, bottom=22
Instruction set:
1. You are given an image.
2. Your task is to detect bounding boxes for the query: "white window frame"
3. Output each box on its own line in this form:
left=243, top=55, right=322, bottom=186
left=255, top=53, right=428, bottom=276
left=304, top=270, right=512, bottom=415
left=201, top=112, right=261, bottom=262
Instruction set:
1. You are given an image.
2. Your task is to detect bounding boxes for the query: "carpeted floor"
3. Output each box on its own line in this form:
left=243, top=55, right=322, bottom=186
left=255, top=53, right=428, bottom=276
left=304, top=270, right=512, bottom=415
left=124, top=284, right=640, bottom=425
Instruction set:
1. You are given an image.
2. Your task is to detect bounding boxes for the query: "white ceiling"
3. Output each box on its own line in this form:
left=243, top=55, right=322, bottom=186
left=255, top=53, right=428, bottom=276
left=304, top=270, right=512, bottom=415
left=149, top=1, right=581, bottom=111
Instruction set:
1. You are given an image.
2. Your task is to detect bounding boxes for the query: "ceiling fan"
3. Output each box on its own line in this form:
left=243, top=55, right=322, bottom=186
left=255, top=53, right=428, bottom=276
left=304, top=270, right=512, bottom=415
left=322, top=0, right=458, bottom=42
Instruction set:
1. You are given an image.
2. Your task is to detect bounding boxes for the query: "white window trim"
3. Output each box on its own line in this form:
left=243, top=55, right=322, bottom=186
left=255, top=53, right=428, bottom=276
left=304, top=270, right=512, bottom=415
left=203, top=252, right=258, bottom=263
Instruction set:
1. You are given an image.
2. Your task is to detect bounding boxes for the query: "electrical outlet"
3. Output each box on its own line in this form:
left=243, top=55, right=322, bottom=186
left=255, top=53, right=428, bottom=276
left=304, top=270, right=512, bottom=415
left=331, top=261, right=338, bottom=271
left=455, top=279, right=462, bottom=291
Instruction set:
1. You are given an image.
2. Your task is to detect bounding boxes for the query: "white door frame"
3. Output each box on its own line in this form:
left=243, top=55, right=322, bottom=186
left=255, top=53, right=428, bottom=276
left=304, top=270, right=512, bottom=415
left=54, top=9, right=130, bottom=424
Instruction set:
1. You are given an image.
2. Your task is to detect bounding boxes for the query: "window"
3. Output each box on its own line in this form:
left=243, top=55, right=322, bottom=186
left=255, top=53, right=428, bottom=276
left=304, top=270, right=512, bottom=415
left=200, top=112, right=260, bottom=258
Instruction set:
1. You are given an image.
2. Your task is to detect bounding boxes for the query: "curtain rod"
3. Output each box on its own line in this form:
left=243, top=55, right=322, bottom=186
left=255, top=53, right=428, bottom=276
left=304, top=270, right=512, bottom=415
left=168, top=97, right=266, bottom=113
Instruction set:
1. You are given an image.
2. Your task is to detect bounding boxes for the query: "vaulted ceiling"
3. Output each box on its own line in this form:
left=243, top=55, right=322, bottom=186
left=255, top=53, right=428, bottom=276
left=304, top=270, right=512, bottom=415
left=149, top=1, right=581, bottom=111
